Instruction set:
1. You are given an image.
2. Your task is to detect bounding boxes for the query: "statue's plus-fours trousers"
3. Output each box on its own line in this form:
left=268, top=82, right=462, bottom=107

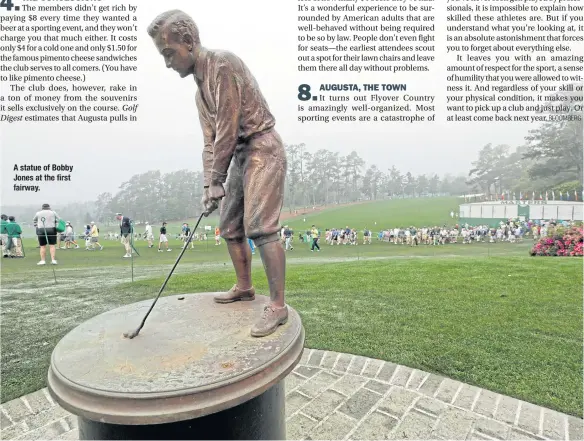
left=148, top=9, right=288, bottom=337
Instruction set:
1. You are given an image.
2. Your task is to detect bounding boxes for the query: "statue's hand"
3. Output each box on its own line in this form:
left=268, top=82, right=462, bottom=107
left=201, top=188, right=211, bottom=216
left=203, top=200, right=219, bottom=217
left=201, top=186, right=221, bottom=217
left=208, top=182, right=226, bottom=201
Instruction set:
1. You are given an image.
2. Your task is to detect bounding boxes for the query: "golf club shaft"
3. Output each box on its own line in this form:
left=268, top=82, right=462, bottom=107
left=133, top=212, right=207, bottom=333
left=131, top=226, right=134, bottom=282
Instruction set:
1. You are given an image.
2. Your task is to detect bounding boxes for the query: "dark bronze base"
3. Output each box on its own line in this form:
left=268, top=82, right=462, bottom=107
left=78, top=382, right=285, bottom=440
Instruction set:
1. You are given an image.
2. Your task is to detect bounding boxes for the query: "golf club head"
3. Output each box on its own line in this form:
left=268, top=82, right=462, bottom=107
left=123, top=329, right=140, bottom=339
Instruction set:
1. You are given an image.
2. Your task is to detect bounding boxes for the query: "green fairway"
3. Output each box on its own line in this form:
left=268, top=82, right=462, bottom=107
left=129, top=256, right=583, bottom=418
left=1, top=197, right=582, bottom=418
left=1, top=236, right=582, bottom=417
left=283, top=197, right=460, bottom=232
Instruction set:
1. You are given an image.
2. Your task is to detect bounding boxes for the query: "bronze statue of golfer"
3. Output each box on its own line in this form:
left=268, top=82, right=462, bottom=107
left=148, top=10, right=288, bottom=337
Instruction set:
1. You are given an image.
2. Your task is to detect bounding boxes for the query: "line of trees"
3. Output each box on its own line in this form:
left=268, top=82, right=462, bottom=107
left=79, top=156, right=472, bottom=224
left=2, top=170, right=206, bottom=228
left=6, top=86, right=580, bottom=227
left=83, top=92, right=583, bottom=223
left=467, top=87, right=583, bottom=197
left=4, top=152, right=470, bottom=226
left=283, top=144, right=470, bottom=212
left=92, top=170, right=205, bottom=225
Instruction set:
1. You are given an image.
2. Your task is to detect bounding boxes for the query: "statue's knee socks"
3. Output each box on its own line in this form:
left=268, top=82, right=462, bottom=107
left=226, top=238, right=252, bottom=289
left=253, top=233, right=279, bottom=248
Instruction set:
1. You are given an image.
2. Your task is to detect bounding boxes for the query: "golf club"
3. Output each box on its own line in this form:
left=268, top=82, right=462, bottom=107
left=123, top=203, right=216, bottom=339
left=130, top=242, right=141, bottom=256
left=131, top=224, right=134, bottom=283
left=130, top=223, right=141, bottom=257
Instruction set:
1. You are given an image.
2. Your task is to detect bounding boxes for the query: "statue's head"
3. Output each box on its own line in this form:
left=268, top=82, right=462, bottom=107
left=147, top=10, right=200, bottom=78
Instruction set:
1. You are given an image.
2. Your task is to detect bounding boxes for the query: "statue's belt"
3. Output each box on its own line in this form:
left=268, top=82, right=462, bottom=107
left=237, top=127, right=274, bottom=145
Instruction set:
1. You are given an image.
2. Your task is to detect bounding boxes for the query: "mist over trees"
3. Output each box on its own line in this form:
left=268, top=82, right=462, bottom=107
left=282, top=144, right=469, bottom=212
left=467, top=86, right=583, bottom=198
left=1, top=151, right=472, bottom=227
left=85, top=100, right=583, bottom=223
left=3, top=90, right=581, bottom=226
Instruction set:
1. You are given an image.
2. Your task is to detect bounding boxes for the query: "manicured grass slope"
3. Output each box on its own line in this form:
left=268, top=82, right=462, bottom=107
left=125, top=256, right=583, bottom=417
left=284, top=197, right=460, bottom=232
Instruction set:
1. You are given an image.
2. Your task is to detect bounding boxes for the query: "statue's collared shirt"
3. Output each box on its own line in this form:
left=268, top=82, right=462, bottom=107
left=194, top=48, right=276, bottom=187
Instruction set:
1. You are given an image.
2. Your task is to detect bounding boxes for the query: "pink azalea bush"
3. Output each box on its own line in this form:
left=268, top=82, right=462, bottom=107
left=530, top=226, right=583, bottom=257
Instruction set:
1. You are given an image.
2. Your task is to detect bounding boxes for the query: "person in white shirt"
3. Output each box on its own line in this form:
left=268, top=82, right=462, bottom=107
left=144, top=222, right=154, bottom=248
left=439, top=228, right=447, bottom=245
left=515, top=226, right=522, bottom=242
left=32, top=203, right=60, bottom=265
left=65, top=222, right=80, bottom=249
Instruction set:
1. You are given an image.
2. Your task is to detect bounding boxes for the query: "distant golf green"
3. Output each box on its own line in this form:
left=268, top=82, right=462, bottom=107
left=275, top=197, right=459, bottom=231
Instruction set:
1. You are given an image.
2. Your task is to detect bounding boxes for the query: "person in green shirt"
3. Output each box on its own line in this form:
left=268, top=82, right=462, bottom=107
left=410, top=226, right=418, bottom=246
left=1, top=214, right=9, bottom=258
left=6, top=216, right=23, bottom=258
left=310, top=225, right=320, bottom=252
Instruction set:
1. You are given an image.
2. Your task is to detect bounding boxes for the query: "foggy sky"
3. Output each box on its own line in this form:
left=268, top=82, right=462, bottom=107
left=1, top=0, right=569, bottom=207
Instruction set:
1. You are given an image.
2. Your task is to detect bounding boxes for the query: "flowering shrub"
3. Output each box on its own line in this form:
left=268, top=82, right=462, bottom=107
left=530, top=226, right=583, bottom=257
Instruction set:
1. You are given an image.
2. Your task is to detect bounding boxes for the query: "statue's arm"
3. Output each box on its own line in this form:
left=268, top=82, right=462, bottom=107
left=210, top=62, right=241, bottom=185
left=196, top=92, right=215, bottom=188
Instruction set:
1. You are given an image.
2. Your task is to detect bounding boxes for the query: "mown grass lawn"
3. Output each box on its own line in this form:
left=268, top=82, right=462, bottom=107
left=284, top=197, right=460, bottom=232
left=125, top=256, right=583, bottom=417
left=1, top=238, right=581, bottom=417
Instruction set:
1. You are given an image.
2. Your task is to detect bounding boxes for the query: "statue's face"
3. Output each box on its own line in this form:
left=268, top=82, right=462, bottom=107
left=153, top=27, right=195, bottom=78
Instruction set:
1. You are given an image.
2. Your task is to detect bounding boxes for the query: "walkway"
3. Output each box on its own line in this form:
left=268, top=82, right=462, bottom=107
left=1, top=349, right=582, bottom=440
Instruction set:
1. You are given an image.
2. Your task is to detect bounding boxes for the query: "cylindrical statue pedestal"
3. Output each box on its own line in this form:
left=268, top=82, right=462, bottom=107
left=47, top=293, right=304, bottom=440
